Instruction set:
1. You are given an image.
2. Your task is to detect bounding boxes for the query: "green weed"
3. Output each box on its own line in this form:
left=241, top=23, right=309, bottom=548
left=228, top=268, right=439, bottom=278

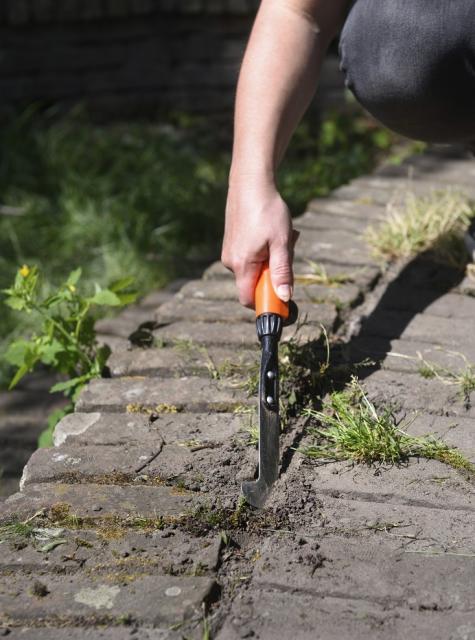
left=300, top=377, right=474, bottom=473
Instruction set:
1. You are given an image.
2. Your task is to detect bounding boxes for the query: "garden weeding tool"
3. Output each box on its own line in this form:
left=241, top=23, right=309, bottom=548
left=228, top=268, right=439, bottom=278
left=241, top=266, right=298, bottom=508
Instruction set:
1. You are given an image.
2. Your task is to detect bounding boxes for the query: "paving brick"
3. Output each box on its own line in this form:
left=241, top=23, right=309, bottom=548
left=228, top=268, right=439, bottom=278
left=404, top=413, right=475, bottom=461
left=94, top=307, right=156, bottom=338
left=53, top=412, right=244, bottom=447
left=290, top=453, right=474, bottom=512
left=250, top=534, right=473, bottom=611
left=371, top=284, right=475, bottom=319
left=295, top=209, right=374, bottom=234
left=349, top=174, right=475, bottom=199
left=218, top=589, right=475, bottom=640
left=76, top=377, right=251, bottom=414
left=296, top=228, right=377, bottom=268
left=318, top=494, right=474, bottom=552
left=2, top=483, right=198, bottom=521
left=202, top=259, right=380, bottom=287
left=176, top=278, right=362, bottom=308
left=348, top=336, right=475, bottom=376
left=108, top=344, right=257, bottom=377
left=376, top=156, right=475, bottom=193
left=5, top=629, right=174, bottom=639
left=0, top=527, right=221, bottom=578
left=360, top=369, right=475, bottom=418
left=156, top=296, right=337, bottom=328
left=19, top=443, right=164, bottom=487
left=360, top=309, right=472, bottom=347
left=307, top=196, right=387, bottom=221
left=0, top=573, right=216, bottom=627
left=152, top=320, right=324, bottom=348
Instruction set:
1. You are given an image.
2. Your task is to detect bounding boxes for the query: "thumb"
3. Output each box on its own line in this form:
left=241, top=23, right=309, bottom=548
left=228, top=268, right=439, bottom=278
left=269, top=242, right=293, bottom=302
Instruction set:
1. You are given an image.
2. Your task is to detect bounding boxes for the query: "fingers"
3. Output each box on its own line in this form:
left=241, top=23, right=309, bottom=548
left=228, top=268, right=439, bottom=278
left=221, top=252, right=265, bottom=308
left=269, top=230, right=299, bottom=302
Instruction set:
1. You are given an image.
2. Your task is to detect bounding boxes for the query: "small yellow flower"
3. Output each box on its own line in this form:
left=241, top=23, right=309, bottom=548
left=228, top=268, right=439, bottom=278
left=68, top=284, right=76, bottom=293
left=19, top=264, right=30, bottom=278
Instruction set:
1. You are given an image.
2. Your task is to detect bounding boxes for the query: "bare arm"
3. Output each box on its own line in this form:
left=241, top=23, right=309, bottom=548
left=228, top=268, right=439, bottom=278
left=222, top=0, right=350, bottom=307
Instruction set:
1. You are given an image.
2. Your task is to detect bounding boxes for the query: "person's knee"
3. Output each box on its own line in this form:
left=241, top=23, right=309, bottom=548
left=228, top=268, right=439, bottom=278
left=339, top=0, right=475, bottom=143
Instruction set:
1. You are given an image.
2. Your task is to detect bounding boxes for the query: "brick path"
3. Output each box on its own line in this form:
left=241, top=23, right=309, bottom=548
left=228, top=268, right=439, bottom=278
left=1, top=146, right=475, bottom=639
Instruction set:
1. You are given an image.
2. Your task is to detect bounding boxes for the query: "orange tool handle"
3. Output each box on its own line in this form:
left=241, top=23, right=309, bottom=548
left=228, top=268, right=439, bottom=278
left=255, top=265, right=289, bottom=319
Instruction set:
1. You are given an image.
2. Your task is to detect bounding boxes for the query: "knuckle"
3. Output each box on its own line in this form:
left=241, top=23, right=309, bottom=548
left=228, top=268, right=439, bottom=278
left=270, top=257, right=291, bottom=276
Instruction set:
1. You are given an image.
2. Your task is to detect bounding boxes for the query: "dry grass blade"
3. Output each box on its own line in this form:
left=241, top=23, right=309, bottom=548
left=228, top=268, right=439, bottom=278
left=416, top=350, right=475, bottom=407
left=294, top=260, right=354, bottom=287
left=366, top=189, right=475, bottom=268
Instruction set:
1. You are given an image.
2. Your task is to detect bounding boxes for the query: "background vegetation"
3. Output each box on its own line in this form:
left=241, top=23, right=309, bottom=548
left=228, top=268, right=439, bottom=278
left=0, top=107, right=393, bottom=388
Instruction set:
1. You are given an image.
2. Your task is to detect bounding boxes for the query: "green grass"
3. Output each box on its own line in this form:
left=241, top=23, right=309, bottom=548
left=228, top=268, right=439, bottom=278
left=366, top=189, right=475, bottom=268
left=0, top=107, right=393, bottom=387
left=300, top=377, right=474, bottom=473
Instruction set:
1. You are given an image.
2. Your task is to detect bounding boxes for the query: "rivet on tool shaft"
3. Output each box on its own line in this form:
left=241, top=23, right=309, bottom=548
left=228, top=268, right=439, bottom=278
left=267, top=370, right=275, bottom=379
left=266, top=396, right=274, bottom=404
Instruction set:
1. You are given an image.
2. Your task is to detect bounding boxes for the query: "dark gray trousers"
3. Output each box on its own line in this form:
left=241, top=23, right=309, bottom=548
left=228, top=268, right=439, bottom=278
left=339, top=0, right=475, bottom=144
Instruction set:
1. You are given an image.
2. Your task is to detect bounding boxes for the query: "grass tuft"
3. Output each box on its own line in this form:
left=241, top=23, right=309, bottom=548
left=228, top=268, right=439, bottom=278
left=366, top=189, right=475, bottom=268
left=300, top=377, right=474, bottom=473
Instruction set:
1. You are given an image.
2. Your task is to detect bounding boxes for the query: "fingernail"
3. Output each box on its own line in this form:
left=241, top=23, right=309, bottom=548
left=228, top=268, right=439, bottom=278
left=277, top=285, right=291, bottom=301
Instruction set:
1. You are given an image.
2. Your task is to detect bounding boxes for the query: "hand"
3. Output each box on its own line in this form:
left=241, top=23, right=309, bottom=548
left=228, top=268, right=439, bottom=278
left=221, top=175, right=299, bottom=308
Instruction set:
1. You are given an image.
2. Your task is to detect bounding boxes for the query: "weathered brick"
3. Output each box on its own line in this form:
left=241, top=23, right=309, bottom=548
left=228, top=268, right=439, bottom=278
left=293, top=452, right=475, bottom=511
left=296, top=228, right=377, bottom=267
left=295, top=209, right=373, bottom=234
left=0, top=527, right=221, bottom=578
left=361, top=369, right=475, bottom=419
left=107, top=344, right=257, bottom=377
left=94, top=306, right=155, bottom=338
left=360, top=309, right=473, bottom=348
left=372, top=284, right=475, bottom=319
left=405, top=413, right=475, bottom=460
left=0, top=629, right=172, bottom=639
left=219, top=588, right=475, bottom=640
left=53, top=411, right=244, bottom=447
left=2, top=483, right=198, bottom=521
left=251, top=535, right=473, bottom=610
left=307, top=196, right=387, bottom=221
left=177, top=277, right=362, bottom=308
left=156, top=296, right=337, bottom=328
left=0, top=573, right=216, bottom=627
left=348, top=336, right=475, bottom=376
left=76, top=377, right=250, bottom=414
left=152, top=320, right=323, bottom=349
left=20, top=443, right=164, bottom=487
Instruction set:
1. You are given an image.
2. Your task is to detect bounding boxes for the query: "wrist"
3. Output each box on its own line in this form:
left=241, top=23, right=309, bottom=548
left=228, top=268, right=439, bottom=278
left=228, top=164, right=277, bottom=188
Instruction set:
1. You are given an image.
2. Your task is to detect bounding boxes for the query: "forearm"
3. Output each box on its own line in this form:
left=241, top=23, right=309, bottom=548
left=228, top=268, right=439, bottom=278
left=230, top=0, right=349, bottom=183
